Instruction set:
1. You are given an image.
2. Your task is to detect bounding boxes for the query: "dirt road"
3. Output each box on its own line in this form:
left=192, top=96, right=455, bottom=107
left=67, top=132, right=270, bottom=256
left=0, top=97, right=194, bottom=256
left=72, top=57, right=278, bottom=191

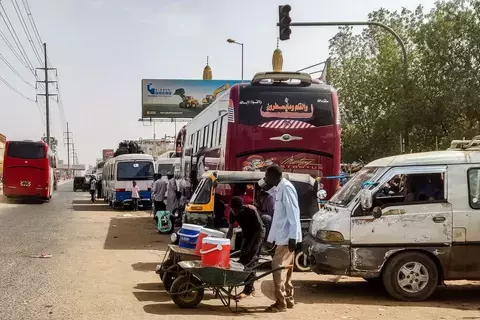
left=2, top=186, right=480, bottom=319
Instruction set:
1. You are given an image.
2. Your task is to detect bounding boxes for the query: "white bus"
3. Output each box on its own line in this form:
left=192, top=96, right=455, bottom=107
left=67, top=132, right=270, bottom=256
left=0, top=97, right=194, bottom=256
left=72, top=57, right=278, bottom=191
left=103, top=154, right=155, bottom=209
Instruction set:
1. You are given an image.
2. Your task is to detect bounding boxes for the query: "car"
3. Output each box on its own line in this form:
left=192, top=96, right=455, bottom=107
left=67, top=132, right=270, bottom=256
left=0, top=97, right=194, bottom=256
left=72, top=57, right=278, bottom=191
left=73, top=176, right=88, bottom=192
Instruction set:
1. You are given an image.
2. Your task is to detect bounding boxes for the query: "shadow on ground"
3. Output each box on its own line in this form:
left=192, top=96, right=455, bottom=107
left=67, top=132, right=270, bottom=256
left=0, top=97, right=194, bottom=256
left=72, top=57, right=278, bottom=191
left=72, top=204, right=110, bottom=211
left=131, top=262, right=159, bottom=272
left=104, top=216, right=169, bottom=250
left=259, top=279, right=480, bottom=311
left=134, top=282, right=238, bottom=316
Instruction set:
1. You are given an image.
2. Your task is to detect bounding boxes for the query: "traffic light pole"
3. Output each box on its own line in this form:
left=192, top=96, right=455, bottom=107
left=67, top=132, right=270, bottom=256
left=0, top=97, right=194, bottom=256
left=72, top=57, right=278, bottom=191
left=283, top=21, right=407, bottom=70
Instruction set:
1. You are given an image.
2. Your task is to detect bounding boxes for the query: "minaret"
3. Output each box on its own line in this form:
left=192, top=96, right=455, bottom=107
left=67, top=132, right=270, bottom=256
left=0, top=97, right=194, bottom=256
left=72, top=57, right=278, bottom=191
left=272, top=38, right=283, bottom=72
left=203, top=56, right=212, bottom=80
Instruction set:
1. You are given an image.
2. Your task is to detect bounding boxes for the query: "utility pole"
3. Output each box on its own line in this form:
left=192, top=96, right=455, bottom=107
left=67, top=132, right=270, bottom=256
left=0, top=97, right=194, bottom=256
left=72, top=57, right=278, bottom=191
left=64, top=122, right=73, bottom=177
left=36, top=43, right=57, bottom=146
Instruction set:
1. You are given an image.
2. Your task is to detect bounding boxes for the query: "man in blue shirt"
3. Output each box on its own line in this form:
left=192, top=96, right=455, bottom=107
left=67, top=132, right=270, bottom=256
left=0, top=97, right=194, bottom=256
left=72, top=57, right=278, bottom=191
left=264, top=165, right=301, bottom=313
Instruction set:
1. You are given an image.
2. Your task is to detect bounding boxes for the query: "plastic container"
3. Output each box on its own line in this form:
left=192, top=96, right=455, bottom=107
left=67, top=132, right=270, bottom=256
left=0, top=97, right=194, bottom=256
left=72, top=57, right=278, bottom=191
left=194, top=228, right=225, bottom=255
left=177, top=224, right=203, bottom=249
left=200, top=237, right=231, bottom=268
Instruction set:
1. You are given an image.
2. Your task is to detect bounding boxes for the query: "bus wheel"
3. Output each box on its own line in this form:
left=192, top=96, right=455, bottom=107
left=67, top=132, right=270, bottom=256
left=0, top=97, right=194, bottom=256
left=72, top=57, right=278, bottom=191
left=383, top=252, right=438, bottom=301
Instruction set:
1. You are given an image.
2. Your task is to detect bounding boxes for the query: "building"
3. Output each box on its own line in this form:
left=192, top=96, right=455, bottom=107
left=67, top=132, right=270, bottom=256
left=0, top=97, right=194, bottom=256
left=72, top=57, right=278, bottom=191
left=138, top=136, right=174, bottom=159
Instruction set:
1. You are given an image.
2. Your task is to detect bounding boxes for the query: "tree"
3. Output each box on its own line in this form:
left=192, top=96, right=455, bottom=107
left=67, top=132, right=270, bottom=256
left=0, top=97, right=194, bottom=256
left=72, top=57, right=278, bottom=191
left=114, top=140, right=144, bottom=157
left=328, top=0, right=480, bottom=162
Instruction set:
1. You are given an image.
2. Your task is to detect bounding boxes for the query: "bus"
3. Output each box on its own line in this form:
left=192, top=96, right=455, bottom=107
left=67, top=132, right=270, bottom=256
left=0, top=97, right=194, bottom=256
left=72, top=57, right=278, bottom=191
left=176, top=71, right=341, bottom=198
left=2, top=140, right=56, bottom=200
left=102, top=154, right=155, bottom=209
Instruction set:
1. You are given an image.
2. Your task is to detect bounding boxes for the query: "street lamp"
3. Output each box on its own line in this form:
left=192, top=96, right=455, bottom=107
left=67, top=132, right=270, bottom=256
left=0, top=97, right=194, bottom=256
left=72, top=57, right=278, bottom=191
left=227, top=38, right=244, bottom=82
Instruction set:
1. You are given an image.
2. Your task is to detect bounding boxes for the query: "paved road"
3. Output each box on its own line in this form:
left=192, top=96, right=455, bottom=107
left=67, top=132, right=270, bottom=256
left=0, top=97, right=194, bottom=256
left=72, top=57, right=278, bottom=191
left=1, top=183, right=480, bottom=320
left=0, top=182, right=76, bottom=319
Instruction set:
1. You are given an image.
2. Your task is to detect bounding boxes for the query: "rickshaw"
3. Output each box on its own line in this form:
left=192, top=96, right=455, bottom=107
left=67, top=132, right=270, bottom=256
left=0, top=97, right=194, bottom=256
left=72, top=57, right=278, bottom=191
left=159, top=170, right=319, bottom=287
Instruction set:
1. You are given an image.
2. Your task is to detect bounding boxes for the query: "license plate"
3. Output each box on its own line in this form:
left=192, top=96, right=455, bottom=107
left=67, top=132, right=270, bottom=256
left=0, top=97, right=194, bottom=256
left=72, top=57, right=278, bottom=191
left=20, top=181, right=31, bottom=187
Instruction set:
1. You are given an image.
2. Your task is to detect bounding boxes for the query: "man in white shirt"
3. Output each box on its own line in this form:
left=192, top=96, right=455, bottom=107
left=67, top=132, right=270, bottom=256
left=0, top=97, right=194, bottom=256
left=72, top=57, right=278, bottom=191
left=264, top=165, right=301, bottom=313
left=152, top=173, right=167, bottom=212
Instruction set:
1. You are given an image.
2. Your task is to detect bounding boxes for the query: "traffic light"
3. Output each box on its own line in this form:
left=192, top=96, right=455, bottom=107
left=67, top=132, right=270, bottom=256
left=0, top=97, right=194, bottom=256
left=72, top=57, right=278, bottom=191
left=278, top=5, right=292, bottom=40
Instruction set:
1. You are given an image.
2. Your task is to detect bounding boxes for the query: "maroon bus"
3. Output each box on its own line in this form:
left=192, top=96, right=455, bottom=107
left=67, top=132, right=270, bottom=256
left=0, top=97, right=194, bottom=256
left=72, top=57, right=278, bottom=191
left=176, top=71, right=341, bottom=198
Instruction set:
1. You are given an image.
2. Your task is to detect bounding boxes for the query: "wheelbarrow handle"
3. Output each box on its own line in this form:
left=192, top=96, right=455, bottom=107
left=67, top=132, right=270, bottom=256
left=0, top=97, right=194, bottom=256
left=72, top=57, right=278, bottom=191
left=252, top=265, right=294, bottom=282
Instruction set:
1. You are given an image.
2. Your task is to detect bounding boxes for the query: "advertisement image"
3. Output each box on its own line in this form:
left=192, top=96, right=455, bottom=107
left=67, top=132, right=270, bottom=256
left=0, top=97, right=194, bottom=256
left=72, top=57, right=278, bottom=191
left=102, top=149, right=114, bottom=161
left=141, top=79, right=241, bottom=119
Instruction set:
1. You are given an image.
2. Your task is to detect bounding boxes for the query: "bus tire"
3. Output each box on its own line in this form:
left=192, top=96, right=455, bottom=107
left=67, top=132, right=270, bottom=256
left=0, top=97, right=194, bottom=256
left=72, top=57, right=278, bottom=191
left=382, top=251, right=438, bottom=301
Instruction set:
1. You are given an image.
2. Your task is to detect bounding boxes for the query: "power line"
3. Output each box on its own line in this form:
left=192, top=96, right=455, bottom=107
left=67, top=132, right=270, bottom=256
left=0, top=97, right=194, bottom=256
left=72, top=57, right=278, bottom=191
left=0, top=1, right=34, bottom=70
left=0, top=74, right=34, bottom=101
left=21, top=0, right=42, bottom=50
left=0, top=26, right=28, bottom=69
left=0, top=51, right=33, bottom=86
left=10, top=0, right=42, bottom=65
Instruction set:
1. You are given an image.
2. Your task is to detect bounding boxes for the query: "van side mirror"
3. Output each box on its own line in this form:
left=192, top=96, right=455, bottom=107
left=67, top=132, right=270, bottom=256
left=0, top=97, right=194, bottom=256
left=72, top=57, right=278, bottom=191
left=360, top=189, right=373, bottom=210
left=372, top=207, right=382, bottom=219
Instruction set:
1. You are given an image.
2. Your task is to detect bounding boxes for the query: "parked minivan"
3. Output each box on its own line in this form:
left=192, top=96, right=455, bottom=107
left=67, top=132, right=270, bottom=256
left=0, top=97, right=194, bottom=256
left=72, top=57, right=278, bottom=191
left=303, top=138, right=480, bottom=301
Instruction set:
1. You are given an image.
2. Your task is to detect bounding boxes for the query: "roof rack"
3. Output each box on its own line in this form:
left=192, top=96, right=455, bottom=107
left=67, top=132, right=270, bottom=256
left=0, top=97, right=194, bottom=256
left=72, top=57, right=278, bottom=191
left=251, top=71, right=312, bottom=85
left=448, top=135, right=480, bottom=150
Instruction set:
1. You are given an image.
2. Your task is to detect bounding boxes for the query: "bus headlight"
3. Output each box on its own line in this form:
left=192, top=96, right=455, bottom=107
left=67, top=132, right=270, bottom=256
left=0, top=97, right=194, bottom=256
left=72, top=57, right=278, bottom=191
left=316, top=230, right=344, bottom=243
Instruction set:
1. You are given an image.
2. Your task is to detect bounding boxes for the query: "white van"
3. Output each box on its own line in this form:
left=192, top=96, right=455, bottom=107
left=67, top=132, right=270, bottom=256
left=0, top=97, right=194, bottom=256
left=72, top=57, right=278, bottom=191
left=103, top=154, right=155, bottom=209
left=304, top=139, right=480, bottom=301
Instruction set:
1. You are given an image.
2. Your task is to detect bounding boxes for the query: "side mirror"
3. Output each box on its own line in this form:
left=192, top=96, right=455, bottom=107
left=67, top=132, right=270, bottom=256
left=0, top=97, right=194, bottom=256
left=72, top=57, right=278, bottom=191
left=317, top=189, right=327, bottom=200
left=360, top=189, right=373, bottom=210
left=372, top=207, right=382, bottom=219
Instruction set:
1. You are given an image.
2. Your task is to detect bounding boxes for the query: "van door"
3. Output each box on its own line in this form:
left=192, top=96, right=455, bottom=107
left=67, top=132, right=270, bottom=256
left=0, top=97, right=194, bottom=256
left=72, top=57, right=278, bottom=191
left=448, top=165, right=480, bottom=279
left=351, top=166, right=452, bottom=273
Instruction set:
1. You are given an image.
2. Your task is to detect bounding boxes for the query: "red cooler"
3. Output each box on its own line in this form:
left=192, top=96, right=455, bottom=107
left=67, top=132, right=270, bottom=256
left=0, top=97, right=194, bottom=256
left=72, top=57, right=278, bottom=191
left=195, top=228, right=225, bottom=255
left=200, top=237, right=231, bottom=268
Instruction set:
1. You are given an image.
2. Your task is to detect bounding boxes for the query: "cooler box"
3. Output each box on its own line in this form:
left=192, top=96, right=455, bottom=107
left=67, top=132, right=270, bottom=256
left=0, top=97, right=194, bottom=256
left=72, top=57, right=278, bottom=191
left=200, top=237, right=231, bottom=268
left=195, top=228, right=225, bottom=255
left=177, top=224, right=202, bottom=249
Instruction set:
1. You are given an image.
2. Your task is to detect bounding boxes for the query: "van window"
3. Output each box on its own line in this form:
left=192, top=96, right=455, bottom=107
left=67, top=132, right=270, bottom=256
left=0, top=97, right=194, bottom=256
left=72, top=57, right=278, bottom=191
left=117, top=161, right=154, bottom=181
left=373, top=173, right=445, bottom=208
left=157, top=163, right=173, bottom=177
left=468, top=168, right=480, bottom=209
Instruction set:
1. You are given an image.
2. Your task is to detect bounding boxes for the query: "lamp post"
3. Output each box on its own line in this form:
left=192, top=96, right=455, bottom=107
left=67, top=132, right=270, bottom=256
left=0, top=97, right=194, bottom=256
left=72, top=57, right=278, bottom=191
left=227, top=38, right=244, bottom=82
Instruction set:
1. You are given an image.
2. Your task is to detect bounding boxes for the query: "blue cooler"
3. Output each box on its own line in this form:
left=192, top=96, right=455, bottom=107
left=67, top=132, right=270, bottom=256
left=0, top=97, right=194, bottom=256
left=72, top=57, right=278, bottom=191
left=177, top=224, right=202, bottom=249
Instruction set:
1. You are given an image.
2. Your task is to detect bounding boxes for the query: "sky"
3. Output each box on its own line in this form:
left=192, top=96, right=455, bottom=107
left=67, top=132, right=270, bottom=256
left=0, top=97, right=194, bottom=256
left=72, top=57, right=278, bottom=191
left=0, top=0, right=437, bottom=165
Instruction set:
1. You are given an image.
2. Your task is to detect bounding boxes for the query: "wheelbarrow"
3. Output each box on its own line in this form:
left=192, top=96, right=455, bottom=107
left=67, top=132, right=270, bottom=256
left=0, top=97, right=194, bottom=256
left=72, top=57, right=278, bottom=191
left=169, top=259, right=291, bottom=312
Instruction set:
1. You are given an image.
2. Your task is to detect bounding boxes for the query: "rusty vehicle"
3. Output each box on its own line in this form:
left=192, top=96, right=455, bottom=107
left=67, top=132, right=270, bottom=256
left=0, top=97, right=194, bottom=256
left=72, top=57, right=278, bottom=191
left=304, top=136, right=480, bottom=301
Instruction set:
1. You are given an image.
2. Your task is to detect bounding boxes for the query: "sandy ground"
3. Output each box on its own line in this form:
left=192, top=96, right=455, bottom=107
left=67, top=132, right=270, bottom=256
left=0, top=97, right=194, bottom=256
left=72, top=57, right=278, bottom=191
left=2, top=184, right=480, bottom=319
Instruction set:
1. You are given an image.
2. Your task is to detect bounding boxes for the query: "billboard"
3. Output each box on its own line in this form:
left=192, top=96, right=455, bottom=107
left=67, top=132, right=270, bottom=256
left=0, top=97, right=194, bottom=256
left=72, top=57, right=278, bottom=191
left=141, top=79, right=241, bottom=119
left=102, top=149, right=114, bottom=161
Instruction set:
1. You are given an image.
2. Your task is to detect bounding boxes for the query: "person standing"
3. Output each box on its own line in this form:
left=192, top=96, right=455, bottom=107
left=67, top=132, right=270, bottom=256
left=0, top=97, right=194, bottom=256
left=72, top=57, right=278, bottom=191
left=166, top=172, right=178, bottom=213
left=226, top=196, right=266, bottom=299
left=152, top=173, right=167, bottom=212
left=89, top=176, right=97, bottom=203
left=131, top=180, right=140, bottom=211
left=264, top=165, right=301, bottom=313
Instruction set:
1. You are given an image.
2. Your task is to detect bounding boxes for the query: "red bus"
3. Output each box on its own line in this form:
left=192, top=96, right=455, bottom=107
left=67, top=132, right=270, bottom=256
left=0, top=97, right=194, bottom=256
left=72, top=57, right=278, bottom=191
left=176, top=71, right=341, bottom=198
left=2, top=140, right=56, bottom=200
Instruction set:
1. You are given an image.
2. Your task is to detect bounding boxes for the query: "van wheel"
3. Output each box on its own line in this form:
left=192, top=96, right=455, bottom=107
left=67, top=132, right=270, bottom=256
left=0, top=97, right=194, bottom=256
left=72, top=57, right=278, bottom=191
left=382, top=252, right=438, bottom=301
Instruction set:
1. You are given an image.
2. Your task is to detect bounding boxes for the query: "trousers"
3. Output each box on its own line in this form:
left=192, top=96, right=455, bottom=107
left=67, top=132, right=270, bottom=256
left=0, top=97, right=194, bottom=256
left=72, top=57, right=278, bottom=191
left=271, top=245, right=294, bottom=308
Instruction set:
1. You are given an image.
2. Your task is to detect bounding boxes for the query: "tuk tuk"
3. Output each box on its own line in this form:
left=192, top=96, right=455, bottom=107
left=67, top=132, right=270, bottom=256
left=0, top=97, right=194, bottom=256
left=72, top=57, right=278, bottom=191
left=182, top=170, right=320, bottom=271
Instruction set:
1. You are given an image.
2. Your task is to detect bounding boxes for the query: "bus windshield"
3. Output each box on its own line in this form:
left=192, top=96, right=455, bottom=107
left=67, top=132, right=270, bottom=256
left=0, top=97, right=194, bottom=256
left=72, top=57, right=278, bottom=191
left=7, top=141, right=45, bottom=159
left=117, top=161, right=154, bottom=181
left=238, top=87, right=333, bottom=127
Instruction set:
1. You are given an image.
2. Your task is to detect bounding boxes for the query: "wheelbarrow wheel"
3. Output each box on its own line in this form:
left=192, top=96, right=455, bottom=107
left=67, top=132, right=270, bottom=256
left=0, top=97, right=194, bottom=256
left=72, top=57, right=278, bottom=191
left=158, top=258, right=174, bottom=281
left=163, top=264, right=183, bottom=292
left=171, top=275, right=204, bottom=309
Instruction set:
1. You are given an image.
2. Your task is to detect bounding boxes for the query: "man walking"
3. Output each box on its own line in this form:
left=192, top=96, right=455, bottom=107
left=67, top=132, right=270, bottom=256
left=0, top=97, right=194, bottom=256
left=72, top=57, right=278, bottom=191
left=131, top=181, right=140, bottom=211
left=264, top=165, right=301, bottom=313
left=152, top=173, right=167, bottom=212
left=89, top=175, right=97, bottom=203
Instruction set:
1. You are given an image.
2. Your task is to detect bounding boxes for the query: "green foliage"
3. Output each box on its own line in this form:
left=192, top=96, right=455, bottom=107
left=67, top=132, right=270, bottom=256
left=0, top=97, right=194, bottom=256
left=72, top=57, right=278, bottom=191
left=114, top=140, right=143, bottom=157
left=329, top=0, right=480, bottom=163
